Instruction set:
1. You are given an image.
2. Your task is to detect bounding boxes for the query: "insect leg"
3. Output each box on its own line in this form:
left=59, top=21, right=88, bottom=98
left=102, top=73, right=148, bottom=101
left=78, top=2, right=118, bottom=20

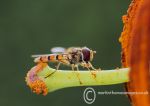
left=76, top=65, right=79, bottom=71
left=71, top=64, right=75, bottom=70
left=82, top=62, right=98, bottom=79
left=44, top=63, right=61, bottom=78
left=44, top=70, right=57, bottom=78
left=87, top=62, right=97, bottom=70
left=56, top=62, right=61, bottom=70
left=81, top=61, right=91, bottom=70
left=71, top=64, right=82, bottom=84
left=88, top=62, right=101, bottom=71
left=71, top=64, right=80, bottom=71
left=45, top=62, right=61, bottom=78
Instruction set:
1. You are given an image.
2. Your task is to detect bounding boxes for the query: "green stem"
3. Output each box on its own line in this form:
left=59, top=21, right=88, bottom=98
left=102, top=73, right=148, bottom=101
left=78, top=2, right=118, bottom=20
left=37, top=66, right=129, bottom=93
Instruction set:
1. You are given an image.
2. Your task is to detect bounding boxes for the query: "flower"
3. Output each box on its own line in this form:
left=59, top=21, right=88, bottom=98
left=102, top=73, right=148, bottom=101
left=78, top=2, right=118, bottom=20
left=25, top=63, right=48, bottom=96
left=119, top=0, right=150, bottom=105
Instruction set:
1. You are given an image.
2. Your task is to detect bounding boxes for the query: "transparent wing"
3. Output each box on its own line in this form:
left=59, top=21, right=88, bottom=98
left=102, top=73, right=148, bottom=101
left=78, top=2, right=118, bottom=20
left=51, top=47, right=66, bottom=53
left=31, top=54, right=53, bottom=58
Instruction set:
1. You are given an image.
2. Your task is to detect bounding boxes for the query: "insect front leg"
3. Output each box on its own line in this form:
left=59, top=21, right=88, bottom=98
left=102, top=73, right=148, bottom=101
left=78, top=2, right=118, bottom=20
left=87, top=62, right=97, bottom=70
left=81, top=61, right=91, bottom=70
left=81, top=61, right=97, bottom=71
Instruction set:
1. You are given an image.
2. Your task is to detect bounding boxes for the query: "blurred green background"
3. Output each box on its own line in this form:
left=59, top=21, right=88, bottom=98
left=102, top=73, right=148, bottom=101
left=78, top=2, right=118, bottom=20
left=0, top=0, right=131, bottom=106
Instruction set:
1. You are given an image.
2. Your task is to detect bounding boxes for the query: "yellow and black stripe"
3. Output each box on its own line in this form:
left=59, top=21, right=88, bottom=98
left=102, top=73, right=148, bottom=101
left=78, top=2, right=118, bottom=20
left=34, top=53, right=69, bottom=63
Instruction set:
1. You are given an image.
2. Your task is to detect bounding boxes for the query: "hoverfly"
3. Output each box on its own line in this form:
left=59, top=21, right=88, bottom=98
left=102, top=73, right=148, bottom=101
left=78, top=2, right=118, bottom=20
left=32, top=47, right=97, bottom=71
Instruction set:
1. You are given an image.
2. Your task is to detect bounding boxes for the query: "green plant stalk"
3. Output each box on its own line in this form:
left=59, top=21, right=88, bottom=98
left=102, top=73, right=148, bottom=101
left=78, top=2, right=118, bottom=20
left=37, top=66, right=129, bottom=93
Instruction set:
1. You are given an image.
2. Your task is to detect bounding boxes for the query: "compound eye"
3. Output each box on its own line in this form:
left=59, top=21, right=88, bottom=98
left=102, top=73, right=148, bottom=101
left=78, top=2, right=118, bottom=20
left=82, top=48, right=90, bottom=62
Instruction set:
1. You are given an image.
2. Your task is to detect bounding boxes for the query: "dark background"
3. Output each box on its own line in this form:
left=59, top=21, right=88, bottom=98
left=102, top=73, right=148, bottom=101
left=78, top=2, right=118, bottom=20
left=0, top=0, right=131, bottom=106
